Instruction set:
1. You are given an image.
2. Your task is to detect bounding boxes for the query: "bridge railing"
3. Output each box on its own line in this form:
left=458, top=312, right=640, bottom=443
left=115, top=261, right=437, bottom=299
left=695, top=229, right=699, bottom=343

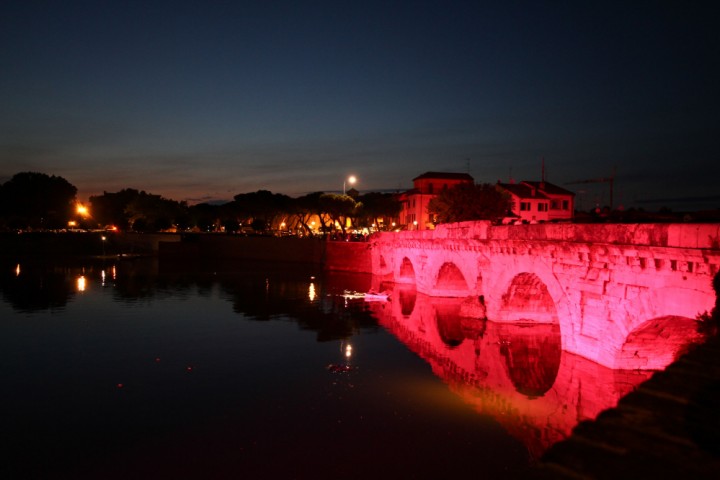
left=374, top=222, right=720, bottom=250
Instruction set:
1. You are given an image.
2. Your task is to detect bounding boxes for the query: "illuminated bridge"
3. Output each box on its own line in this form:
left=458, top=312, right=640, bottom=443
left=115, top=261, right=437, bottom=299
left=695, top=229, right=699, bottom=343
left=368, top=222, right=720, bottom=370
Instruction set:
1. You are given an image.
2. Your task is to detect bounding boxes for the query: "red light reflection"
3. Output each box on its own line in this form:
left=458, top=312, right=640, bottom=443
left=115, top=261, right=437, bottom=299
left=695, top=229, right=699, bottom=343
left=366, top=286, right=655, bottom=459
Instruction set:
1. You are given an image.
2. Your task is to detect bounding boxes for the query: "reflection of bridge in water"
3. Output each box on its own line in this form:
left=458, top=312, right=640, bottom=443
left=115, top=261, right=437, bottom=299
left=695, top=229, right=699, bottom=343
left=369, top=222, right=719, bottom=370
left=365, top=288, right=654, bottom=459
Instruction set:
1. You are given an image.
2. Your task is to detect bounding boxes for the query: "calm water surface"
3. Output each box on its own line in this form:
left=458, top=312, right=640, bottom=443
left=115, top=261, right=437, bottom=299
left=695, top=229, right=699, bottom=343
left=0, top=257, right=650, bottom=479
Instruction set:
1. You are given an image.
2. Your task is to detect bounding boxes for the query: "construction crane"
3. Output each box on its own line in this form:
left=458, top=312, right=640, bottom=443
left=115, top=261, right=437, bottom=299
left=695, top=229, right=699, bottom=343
left=566, top=173, right=615, bottom=210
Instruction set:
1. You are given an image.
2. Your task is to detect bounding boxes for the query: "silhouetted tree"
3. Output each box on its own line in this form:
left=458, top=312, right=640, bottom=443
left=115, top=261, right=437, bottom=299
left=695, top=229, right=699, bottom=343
left=0, top=172, right=77, bottom=230
left=232, top=190, right=292, bottom=231
left=91, top=189, right=187, bottom=232
left=428, top=182, right=510, bottom=224
left=89, top=189, right=141, bottom=230
left=357, top=192, right=401, bottom=230
left=319, top=193, right=357, bottom=233
left=189, top=203, right=221, bottom=232
left=125, top=192, right=187, bottom=232
left=290, top=192, right=329, bottom=234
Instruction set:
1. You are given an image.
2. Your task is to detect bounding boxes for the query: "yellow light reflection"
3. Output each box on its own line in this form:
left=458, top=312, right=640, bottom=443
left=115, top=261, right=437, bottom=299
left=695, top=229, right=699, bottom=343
left=15, top=264, right=21, bottom=276
left=111, top=265, right=117, bottom=280
left=77, top=275, right=86, bottom=292
left=308, top=282, right=316, bottom=302
left=101, top=270, right=106, bottom=286
left=345, top=344, right=353, bottom=359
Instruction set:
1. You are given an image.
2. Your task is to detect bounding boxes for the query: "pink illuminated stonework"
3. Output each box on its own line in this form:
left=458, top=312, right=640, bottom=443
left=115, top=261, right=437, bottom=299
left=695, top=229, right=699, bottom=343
left=369, top=221, right=719, bottom=369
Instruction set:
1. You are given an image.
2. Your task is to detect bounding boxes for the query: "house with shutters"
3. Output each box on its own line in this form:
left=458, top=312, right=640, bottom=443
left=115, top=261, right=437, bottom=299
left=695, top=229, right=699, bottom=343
left=497, top=180, right=575, bottom=223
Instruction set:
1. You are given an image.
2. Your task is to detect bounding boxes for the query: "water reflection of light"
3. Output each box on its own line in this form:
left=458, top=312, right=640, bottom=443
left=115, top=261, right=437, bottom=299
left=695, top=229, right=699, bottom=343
left=111, top=265, right=117, bottom=280
left=15, top=264, right=20, bottom=276
left=101, top=270, right=106, bottom=286
left=345, top=343, right=353, bottom=359
left=77, top=276, right=87, bottom=292
left=308, top=282, right=316, bottom=301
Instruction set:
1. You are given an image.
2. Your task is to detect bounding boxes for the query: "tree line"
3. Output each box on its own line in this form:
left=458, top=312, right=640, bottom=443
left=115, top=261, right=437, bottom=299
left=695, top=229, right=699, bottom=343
left=0, top=172, right=402, bottom=234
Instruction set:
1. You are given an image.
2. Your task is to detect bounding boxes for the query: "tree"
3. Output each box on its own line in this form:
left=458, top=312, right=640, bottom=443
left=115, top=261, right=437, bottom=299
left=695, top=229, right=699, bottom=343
left=289, top=192, right=328, bottom=234
left=90, top=189, right=188, bottom=232
left=0, top=172, right=77, bottom=229
left=428, top=182, right=510, bottom=224
left=232, top=190, right=292, bottom=232
left=357, top=192, right=401, bottom=230
left=319, top=193, right=357, bottom=233
left=89, top=189, right=141, bottom=230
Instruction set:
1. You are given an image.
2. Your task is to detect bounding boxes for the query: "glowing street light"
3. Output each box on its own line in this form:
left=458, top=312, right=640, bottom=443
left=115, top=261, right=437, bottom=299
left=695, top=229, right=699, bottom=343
left=76, top=204, right=89, bottom=217
left=343, top=175, right=357, bottom=195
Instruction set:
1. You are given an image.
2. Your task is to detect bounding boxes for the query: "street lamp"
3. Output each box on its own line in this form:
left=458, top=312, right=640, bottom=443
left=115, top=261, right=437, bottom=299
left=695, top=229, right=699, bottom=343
left=343, top=175, right=357, bottom=195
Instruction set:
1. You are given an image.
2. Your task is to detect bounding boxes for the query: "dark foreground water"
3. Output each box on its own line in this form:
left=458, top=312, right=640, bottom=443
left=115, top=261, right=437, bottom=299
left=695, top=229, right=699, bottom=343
left=0, top=257, right=651, bottom=479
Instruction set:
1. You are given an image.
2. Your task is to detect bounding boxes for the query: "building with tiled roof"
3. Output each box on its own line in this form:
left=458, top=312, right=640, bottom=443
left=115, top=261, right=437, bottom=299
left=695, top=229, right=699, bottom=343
left=497, top=180, right=574, bottom=223
left=399, top=172, right=474, bottom=230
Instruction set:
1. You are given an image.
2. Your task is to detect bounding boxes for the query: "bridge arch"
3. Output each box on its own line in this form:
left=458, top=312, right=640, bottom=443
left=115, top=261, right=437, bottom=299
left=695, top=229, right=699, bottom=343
left=435, top=301, right=464, bottom=348
left=615, top=315, right=704, bottom=370
left=434, top=262, right=469, bottom=292
left=497, top=322, right=562, bottom=398
left=398, top=257, right=416, bottom=284
left=497, top=272, right=560, bottom=325
left=486, top=262, right=575, bottom=353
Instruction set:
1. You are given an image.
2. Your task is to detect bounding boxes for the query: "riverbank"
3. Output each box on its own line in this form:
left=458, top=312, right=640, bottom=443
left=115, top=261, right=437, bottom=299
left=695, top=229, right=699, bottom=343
left=158, top=233, right=372, bottom=272
left=532, top=330, right=720, bottom=478
left=0, top=231, right=181, bottom=258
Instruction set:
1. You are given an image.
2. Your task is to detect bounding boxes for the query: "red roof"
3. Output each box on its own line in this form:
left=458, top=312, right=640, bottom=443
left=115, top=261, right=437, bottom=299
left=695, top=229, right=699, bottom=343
left=412, top=171, right=474, bottom=182
left=497, top=182, right=550, bottom=200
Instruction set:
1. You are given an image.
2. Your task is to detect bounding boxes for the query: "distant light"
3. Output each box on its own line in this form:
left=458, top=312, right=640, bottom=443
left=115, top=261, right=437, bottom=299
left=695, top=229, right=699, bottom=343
left=308, top=282, right=316, bottom=302
left=77, top=276, right=86, bottom=292
left=348, top=175, right=356, bottom=185
left=345, top=344, right=353, bottom=358
left=68, top=220, right=77, bottom=227
left=15, top=264, right=20, bottom=276
left=76, top=204, right=89, bottom=216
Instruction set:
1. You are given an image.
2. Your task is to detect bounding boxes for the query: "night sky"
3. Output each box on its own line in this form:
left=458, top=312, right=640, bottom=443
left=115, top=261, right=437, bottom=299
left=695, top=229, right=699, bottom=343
left=1, top=1, right=718, bottom=210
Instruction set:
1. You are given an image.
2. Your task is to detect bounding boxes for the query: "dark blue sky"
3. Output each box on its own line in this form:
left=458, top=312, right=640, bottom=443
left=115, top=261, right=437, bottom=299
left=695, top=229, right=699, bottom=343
left=1, top=1, right=718, bottom=209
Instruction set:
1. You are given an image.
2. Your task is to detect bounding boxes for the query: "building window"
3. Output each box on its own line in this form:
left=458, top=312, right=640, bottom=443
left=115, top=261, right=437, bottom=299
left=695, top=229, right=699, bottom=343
left=562, top=200, right=569, bottom=210
left=538, top=203, right=548, bottom=212
left=520, top=202, right=530, bottom=211
left=550, top=200, right=560, bottom=210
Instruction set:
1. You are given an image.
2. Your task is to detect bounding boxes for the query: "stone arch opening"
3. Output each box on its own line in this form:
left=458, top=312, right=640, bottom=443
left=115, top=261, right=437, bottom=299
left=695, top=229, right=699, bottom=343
left=616, top=316, right=705, bottom=370
left=379, top=255, right=387, bottom=269
left=434, top=262, right=469, bottom=291
left=435, top=302, right=464, bottom=348
left=397, top=285, right=417, bottom=317
left=398, top=257, right=416, bottom=283
left=499, top=273, right=559, bottom=325
left=498, top=322, right=562, bottom=398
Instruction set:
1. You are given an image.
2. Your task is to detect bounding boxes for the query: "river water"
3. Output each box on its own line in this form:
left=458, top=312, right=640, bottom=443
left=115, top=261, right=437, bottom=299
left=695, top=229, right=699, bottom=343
left=0, top=257, right=653, bottom=479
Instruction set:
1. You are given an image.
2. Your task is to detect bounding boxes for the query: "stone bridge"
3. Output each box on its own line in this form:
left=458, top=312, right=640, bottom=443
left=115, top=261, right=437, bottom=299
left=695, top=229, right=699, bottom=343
left=368, top=222, right=720, bottom=369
